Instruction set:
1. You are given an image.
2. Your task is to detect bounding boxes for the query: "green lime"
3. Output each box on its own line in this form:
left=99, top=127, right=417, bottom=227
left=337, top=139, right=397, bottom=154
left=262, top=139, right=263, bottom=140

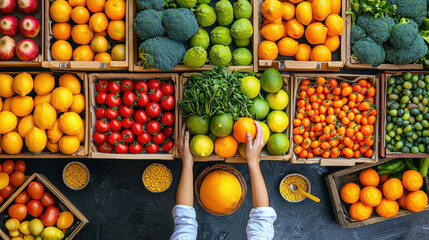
left=267, top=111, right=289, bottom=133
left=186, top=115, right=210, bottom=135
left=240, top=76, right=260, bottom=99
left=190, top=135, right=214, bottom=157
left=249, top=97, right=269, bottom=119
left=260, top=68, right=283, bottom=93
left=210, top=113, right=233, bottom=137
left=258, top=121, right=270, bottom=144
left=267, top=133, right=289, bottom=155
left=265, top=89, right=289, bottom=110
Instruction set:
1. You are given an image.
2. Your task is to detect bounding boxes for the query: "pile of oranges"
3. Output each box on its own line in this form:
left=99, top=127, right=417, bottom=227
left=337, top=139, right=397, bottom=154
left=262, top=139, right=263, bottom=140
left=258, top=0, right=343, bottom=62
left=341, top=168, right=428, bottom=221
left=293, top=77, right=377, bottom=159
left=49, top=0, right=126, bottom=62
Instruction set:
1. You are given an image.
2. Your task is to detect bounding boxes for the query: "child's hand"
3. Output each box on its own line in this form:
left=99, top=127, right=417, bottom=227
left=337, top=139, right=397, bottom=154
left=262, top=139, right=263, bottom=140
left=178, top=124, right=193, bottom=166
left=246, top=121, right=265, bottom=167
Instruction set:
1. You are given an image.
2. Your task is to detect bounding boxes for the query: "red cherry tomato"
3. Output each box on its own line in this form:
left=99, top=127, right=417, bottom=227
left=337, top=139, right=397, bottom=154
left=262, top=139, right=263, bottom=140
left=0, top=184, right=13, bottom=198
left=99, top=142, right=113, bottom=153
left=28, top=181, right=44, bottom=200
left=95, top=107, right=106, bottom=119
left=8, top=204, right=27, bottom=221
left=105, top=107, right=119, bottom=120
left=123, top=91, right=136, bottom=106
left=131, top=122, right=143, bottom=135
left=148, top=88, right=163, bottom=102
left=96, top=80, right=109, bottom=92
left=15, top=190, right=30, bottom=204
left=119, top=104, right=134, bottom=118
left=129, top=142, right=143, bottom=154
left=96, top=92, right=107, bottom=105
left=114, top=143, right=128, bottom=153
left=163, top=126, right=174, bottom=137
left=40, top=206, right=59, bottom=227
left=93, top=132, right=107, bottom=144
left=146, top=102, right=161, bottom=118
left=121, top=130, right=134, bottom=144
left=109, top=119, right=122, bottom=132
left=162, top=140, right=174, bottom=152
left=148, top=78, right=161, bottom=89
left=108, top=132, right=122, bottom=145
left=137, top=92, right=149, bottom=107
left=108, top=81, right=121, bottom=93
left=137, top=133, right=151, bottom=145
left=121, top=79, right=134, bottom=92
left=40, top=192, right=55, bottom=207
left=27, top=200, right=43, bottom=217
left=146, top=120, right=161, bottom=135
left=135, top=81, right=148, bottom=93
left=2, top=160, right=15, bottom=175
left=14, top=160, right=26, bottom=173
left=146, top=143, right=159, bottom=153
left=122, top=118, right=134, bottom=129
left=10, top=171, right=25, bottom=188
left=134, top=110, right=149, bottom=124
left=161, top=82, right=174, bottom=95
left=152, top=132, right=165, bottom=144
left=161, top=112, right=175, bottom=126
left=95, top=119, right=110, bottom=133
left=160, top=95, right=175, bottom=110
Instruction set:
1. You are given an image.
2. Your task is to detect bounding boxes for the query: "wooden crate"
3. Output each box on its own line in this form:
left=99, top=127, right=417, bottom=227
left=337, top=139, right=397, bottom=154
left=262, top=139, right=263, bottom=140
left=88, top=73, right=179, bottom=159
left=42, top=0, right=129, bottom=70
left=326, top=158, right=429, bottom=228
left=380, top=71, right=429, bottom=158
left=0, top=72, right=89, bottom=158
left=290, top=74, right=379, bottom=166
left=255, top=0, right=345, bottom=71
left=128, top=0, right=256, bottom=72
left=0, top=173, right=89, bottom=239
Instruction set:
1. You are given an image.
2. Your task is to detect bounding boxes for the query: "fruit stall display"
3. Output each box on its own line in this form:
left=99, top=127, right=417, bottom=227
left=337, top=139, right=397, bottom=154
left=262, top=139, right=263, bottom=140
left=44, top=0, right=128, bottom=70
left=326, top=158, right=429, bottom=228
left=0, top=72, right=89, bottom=158
left=256, top=0, right=345, bottom=71
left=89, top=73, right=178, bottom=159
left=0, top=160, right=28, bottom=209
left=291, top=74, right=379, bottom=165
left=0, top=0, right=43, bottom=66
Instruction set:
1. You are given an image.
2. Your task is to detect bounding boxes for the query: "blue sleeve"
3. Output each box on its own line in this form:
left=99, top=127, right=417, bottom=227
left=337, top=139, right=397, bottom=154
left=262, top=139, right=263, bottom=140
left=246, top=207, right=277, bottom=240
left=170, top=205, right=198, bottom=240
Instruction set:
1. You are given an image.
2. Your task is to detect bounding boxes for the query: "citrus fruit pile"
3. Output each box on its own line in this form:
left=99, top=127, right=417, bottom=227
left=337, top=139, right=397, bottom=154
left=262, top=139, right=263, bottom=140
left=258, top=0, right=343, bottom=62
left=0, top=160, right=27, bottom=205
left=49, top=0, right=126, bottom=62
left=0, top=72, right=85, bottom=155
left=293, top=77, right=377, bottom=159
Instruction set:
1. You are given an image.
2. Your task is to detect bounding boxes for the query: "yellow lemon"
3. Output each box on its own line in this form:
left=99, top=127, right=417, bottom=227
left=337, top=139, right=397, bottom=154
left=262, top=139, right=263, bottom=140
left=59, top=135, right=80, bottom=154
left=258, top=121, right=271, bottom=144
left=190, top=135, right=214, bottom=157
left=11, top=96, right=34, bottom=117
left=46, top=141, right=59, bottom=153
left=25, top=127, right=48, bottom=153
left=267, top=110, right=289, bottom=133
left=70, top=94, right=85, bottom=114
left=59, top=112, right=83, bottom=136
left=51, top=87, right=73, bottom=112
left=47, top=120, right=64, bottom=143
left=34, top=73, right=55, bottom=95
left=33, top=103, right=57, bottom=130
left=0, top=73, right=14, bottom=97
left=18, top=115, right=36, bottom=138
left=0, top=111, right=18, bottom=134
left=34, top=94, right=52, bottom=106
left=59, top=74, right=81, bottom=94
left=265, top=89, right=289, bottom=110
left=13, top=72, right=33, bottom=97
left=77, top=119, right=85, bottom=142
left=1, top=131, right=23, bottom=154
left=3, top=96, right=13, bottom=111
left=111, top=43, right=125, bottom=61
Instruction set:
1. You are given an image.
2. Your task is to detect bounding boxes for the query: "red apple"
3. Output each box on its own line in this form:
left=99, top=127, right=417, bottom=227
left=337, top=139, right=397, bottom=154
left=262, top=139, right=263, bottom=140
left=0, top=15, right=19, bottom=37
left=0, top=36, right=16, bottom=61
left=0, top=0, right=16, bottom=14
left=17, top=0, right=38, bottom=14
left=16, top=39, right=38, bottom=61
left=19, top=16, right=40, bottom=38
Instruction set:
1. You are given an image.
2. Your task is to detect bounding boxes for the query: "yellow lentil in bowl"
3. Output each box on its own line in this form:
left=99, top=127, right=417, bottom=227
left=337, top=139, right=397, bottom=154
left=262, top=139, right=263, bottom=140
left=279, top=174, right=311, bottom=203
left=63, top=162, right=90, bottom=190
left=143, top=164, right=172, bottom=193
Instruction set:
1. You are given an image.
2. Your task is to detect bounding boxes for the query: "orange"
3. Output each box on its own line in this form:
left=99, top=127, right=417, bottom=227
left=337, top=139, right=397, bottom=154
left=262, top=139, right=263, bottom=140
left=360, top=186, right=382, bottom=207
left=107, top=20, right=125, bottom=41
left=260, top=23, right=284, bottom=41
left=72, top=45, right=95, bottom=61
left=405, top=190, right=428, bottom=212
left=310, top=45, right=331, bottom=62
left=111, top=43, right=125, bottom=61
left=359, top=168, right=379, bottom=187
left=50, top=0, right=72, bottom=23
left=90, top=35, right=109, bottom=52
left=289, top=0, right=304, bottom=3
left=52, top=23, right=71, bottom=40
left=94, top=52, right=112, bottom=62
left=104, top=0, right=126, bottom=20
left=214, top=135, right=238, bottom=158
left=295, top=43, right=311, bottom=61
left=305, top=22, right=327, bottom=44
left=376, top=198, right=399, bottom=218
left=296, top=1, right=312, bottom=25
left=402, top=170, right=423, bottom=191
left=324, top=35, right=340, bottom=52
left=71, top=6, right=90, bottom=24
left=233, top=117, right=256, bottom=143
left=281, top=20, right=287, bottom=38
left=263, top=18, right=282, bottom=26
left=94, top=30, right=107, bottom=37
left=51, top=40, right=72, bottom=61
left=68, top=0, right=86, bottom=6
left=312, top=0, right=332, bottom=21
left=261, top=0, right=284, bottom=21
left=87, top=0, right=105, bottom=12
left=325, top=14, right=344, bottom=37
left=397, top=189, right=410, bottom=209
left=282, top=2, right=295, bottom=20
left=331, top=0, right=341, bottom=14
left=340, top=182, right=360, bottom=204
left=383, top=178, right=404, bottom=200
left=349, top=201, right=373, bottom=221
left=71, top=24, right=94, bottom=44
left=277, top=37, right=298, bottom=56
left=89, top=12, right=109, bottom=33
left=258, top=40, right=278, bottom=60
left=284, top=18, right=304, bottom=39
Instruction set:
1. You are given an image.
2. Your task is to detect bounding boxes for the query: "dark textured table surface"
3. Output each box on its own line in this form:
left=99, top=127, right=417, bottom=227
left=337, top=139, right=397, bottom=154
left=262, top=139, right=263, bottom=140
left=19, top=158, right=429, bottom=240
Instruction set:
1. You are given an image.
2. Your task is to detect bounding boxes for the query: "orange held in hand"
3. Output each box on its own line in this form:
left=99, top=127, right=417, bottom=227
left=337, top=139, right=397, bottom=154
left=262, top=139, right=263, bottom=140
left=215, top=135, right=238, bottom=158
left=233, top=117, right=256, bottom=143
left=340, top=182, right=360, bottom=204
left=349, top=201, right=373, bottom=221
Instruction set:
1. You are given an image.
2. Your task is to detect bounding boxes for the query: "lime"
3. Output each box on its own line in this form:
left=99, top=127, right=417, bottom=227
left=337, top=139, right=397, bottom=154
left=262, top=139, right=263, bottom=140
left=186, top=115, right=210, bottom=135
left=238, top=143, right=246, bottom=158
left=267, top=111, right=289, bottom=132
left=266, top=89, right=289, bottom=110
left=260, top=68, right=283, bottom=93
left=190, top=135, right=214, bottom=157
left=267, top=133, right=289, bottom=155
left=249, top=97, right=269, bottom=119
left=258, top=121, right=270, bottom=144
left=210, top=113, right=233, bottom=137
left=232, top=48, right=252, bottom=66
left=240, top=76, right=260, bottom=99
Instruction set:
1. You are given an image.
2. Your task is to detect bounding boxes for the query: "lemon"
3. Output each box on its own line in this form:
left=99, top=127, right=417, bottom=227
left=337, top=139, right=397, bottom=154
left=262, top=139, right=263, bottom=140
left=19, top=221, right=30, bottom=235
left=13, top=72, right=33, bottom=97
left=25, top=127, right=48, bottom=153
left=239, top=76, right=260, bottom=99
left=267, top=111, right=289, bottom=133
left=59, top=74, right=81, bottom=94
left=78, top=119, right=85, bottom=142
left=46, top=141, right=59, bottom=153
left=51, top=87, right=73, bottom=112
left=1, top=132, right=23, bottom=154
left=34, top=93, right=52, bottom=106
left=34, top=103, right=57, bottom=130
left=18, top=115, right=36, bottom=138
left=258, top=121, right=270, bottom=144
left=70, top=94, right=85, bottom=114
left=111, top=43, right=125, bottom=61
left=266, top=89, right=289, bottom=110
left=47, top=120, right=64, bottom=143
left=34, top=73, right=55, bottom=95
left=238, top=143, right=246, bottom=158
left=59, top=112, right=83, bottom=136
left=0, top=111, right=18, bottom=134
left=190, top=135, right=214, bottom=157
left=3, top=96, right=13, bottom=111
left=0, top=74, right=14, bottom=97
left=59, top=135, right=80, bottom=154
left=11, top=95, right=34, bottom=117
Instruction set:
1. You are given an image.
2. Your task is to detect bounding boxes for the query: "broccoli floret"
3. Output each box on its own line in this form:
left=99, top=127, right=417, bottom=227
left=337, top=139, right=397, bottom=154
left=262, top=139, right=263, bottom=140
left=350, top=25, right=366, bottom=46
left=386, top=35, right=428, bottom=65
left=356, top=14, right=395, bottom=44
left=136, top=0, right=164, bottom=11
left=163, top=8, right=198, bottom=42
left=390, top=18, right=419, bottom=49
left=396, top=0, right=427, bottom=25
left=352, top=37, right=386, bottom=67
left=133, top=10, right=165, bottom=42
left=139, top=37, right=186, bottom=71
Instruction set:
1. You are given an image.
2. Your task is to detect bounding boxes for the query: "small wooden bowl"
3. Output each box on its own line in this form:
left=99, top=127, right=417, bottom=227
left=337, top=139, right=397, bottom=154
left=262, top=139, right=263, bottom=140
left=142, top=163, right=172, bottom=193
left=63, top=161, right=90, bottom=190
left=279, top=173, right=311, bottom=203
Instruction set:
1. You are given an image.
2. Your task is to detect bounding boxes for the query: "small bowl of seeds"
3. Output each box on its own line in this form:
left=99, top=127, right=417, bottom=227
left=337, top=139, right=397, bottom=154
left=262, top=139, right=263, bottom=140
left=279, top=173, right=311, bottom=203
left=143, top=163, right=172, bottom=193
left=63, top=161, right=90, bottom=190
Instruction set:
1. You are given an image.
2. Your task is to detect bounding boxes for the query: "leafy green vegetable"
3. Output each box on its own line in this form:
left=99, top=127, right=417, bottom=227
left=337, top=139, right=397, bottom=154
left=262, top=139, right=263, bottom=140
left=346, top=0, right=397, bottom=24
